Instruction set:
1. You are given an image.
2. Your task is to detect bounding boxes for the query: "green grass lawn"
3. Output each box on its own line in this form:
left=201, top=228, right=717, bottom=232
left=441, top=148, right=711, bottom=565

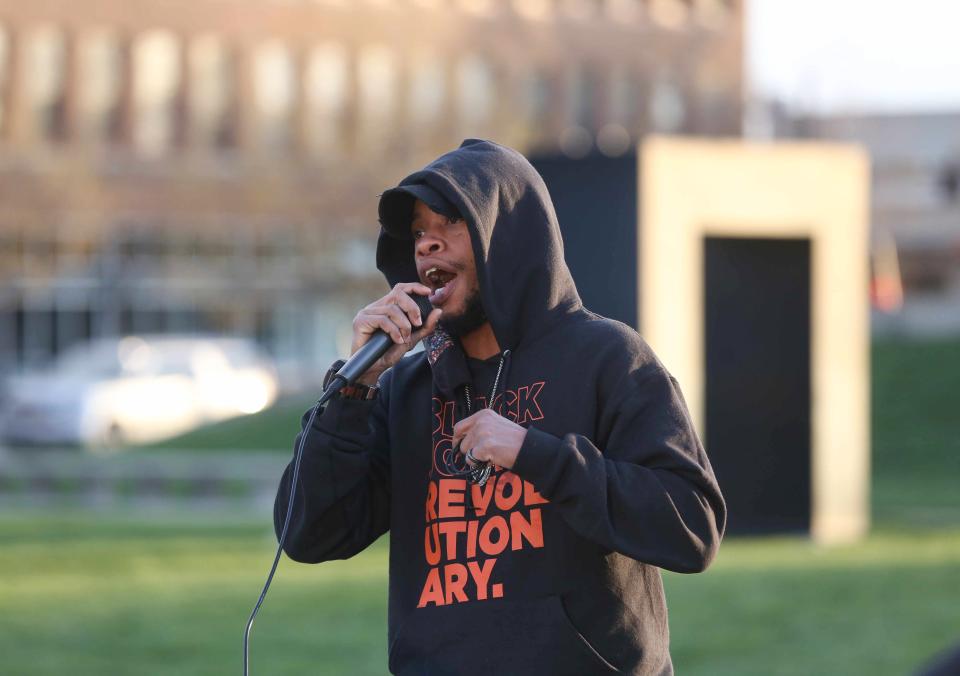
left=131, top=393, right=316, bottom=452
left=871, top=338, right=960, bottom=526
left=1, top=337, right=958, bottom=675
left=0, top=515, right=389, bottom=676
left=1, top=516, right=956, bottom=676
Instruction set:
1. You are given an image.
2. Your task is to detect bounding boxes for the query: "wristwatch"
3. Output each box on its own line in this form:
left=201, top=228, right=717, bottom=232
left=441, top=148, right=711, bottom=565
left=323, top=359, right=380, bottom=400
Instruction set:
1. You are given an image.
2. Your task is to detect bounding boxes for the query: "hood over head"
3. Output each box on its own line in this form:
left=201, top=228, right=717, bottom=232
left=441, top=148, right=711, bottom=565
left=376, top=139, right=582, bottom=352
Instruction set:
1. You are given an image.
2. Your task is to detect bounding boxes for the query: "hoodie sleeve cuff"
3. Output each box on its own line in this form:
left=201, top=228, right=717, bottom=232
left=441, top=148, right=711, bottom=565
left=311, top=395, right=377, bottom=436
left=511, top=426, right=564, bottom=495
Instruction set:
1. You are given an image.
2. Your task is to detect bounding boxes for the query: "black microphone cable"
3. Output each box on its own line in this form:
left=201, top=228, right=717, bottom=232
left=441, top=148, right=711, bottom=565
left=242, top=291, right=431, bottom=675
left=242, top=373, right=344, bottom=676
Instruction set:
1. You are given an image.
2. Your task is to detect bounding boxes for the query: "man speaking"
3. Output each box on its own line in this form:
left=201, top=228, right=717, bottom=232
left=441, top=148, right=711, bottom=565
left=274, top=139, right=726, bottom=675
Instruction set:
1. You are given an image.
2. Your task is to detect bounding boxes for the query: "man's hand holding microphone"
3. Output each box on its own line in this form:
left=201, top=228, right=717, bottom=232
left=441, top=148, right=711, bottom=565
left=349, top=283, right=442, bottom=386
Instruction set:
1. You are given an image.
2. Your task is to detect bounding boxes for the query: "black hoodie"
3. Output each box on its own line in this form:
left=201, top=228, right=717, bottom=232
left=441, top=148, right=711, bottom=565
left=274, top=139, right=726, bottom=675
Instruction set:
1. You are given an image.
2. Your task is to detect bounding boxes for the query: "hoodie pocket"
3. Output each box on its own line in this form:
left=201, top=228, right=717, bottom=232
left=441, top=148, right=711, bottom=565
left=553, top=594, right=621, bottom=673
left=388, top=594, right=620, bottom=675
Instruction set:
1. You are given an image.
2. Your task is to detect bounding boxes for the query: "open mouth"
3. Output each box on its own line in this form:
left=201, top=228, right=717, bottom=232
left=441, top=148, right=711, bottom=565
left=425, top=265, right=458, bottom=306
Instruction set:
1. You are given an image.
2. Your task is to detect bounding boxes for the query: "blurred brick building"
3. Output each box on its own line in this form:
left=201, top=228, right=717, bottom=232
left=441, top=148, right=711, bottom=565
left=0, top=0, right=742, bottom=387
left=769, top=108, right=960, bottom=337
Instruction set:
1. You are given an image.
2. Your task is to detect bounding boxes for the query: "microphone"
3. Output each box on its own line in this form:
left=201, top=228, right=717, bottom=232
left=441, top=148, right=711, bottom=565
left=327, top=291, right=435, bottom=390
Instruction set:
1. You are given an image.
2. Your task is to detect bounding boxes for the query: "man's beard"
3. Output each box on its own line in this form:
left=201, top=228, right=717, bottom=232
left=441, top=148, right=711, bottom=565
left=438, top=287, right=488, bottom=337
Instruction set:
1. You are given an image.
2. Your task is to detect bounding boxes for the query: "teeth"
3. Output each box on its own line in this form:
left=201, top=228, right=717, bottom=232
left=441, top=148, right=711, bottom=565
left=425, top=266, right=446, bottom=289
left=424, top=265, right=457, bottom=294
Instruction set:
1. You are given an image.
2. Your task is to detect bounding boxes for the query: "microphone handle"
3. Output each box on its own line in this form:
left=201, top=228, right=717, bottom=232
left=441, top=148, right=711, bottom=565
left=336, top=332, right=394, bottom=385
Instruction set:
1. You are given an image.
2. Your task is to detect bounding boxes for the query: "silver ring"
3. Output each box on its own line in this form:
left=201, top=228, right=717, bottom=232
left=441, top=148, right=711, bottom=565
left=465, top=448, right=479, bottom=464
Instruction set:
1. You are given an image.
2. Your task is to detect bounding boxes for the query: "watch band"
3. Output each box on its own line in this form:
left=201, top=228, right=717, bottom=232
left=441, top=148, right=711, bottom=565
left=323, top=358, right=379, bottom=400
left=339, top=382, right=380, bottom=400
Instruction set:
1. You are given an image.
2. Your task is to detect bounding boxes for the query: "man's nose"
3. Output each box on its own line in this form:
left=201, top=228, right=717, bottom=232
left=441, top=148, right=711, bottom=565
left=415, top=233, right=443, bottom=256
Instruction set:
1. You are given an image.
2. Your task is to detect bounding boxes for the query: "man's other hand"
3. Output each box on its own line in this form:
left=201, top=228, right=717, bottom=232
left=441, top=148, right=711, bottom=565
left=452, top=409, right=528, bottom=470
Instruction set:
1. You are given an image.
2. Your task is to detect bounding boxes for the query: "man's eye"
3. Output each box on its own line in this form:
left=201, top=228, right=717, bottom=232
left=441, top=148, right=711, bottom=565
left=412, top=230, right=424, bottom=240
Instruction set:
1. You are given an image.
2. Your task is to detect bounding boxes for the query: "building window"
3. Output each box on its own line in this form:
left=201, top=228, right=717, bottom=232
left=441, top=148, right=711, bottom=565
left=22, top=221, right=57, bottom=280
left=518, top=67, right=552, bottom=144
left=693, top=0, right=731, bottom=29
left=604, top=0, right=641, bottom=22
left=606, top=64, right=637, bottom=128
left=649, top=72, right=685, bottom=132
left=455, top=0, right=497, bottom=16
left=647, top=0, right=690, bottom=29
left=558, top=0, right=596, bottom=20
left=0, top=26, right=9, bottom=136
left=77, top=30, right=123, bottom=142
left=252, top=40, right=296, bottom=153
left=565, top=64, right=596, bottom=130
left=132, top=30, right=182, bottom=156
left=189, top=34, right=235, bottom=149
left=0, top=225, right=19, bottom=283
left=456, top=54, right=494, bottom=135
left=305, top=42, right=348, bottom=156
left=26, top=25, right=68, bottom=141
left=938, top=162, right=960, bottom=205
left=526, top=69, right=552, bottom=122
left=512, top=0, right=554, bottom=21
left=407, top=48, right=446, bottom=127
left=19, top=304, right=57, bottom=369
left=596, top=65, right=635, bottom=156
left=356, top=44, right=396, bottom=148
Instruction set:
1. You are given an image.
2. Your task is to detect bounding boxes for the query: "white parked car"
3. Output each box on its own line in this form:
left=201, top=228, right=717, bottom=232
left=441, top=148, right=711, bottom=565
left=0, top=333, right=279, bottom=451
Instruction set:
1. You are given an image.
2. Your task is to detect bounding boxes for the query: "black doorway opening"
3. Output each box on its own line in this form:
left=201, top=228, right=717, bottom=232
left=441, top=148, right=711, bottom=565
left=704, top=236, right=812, bottom=534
